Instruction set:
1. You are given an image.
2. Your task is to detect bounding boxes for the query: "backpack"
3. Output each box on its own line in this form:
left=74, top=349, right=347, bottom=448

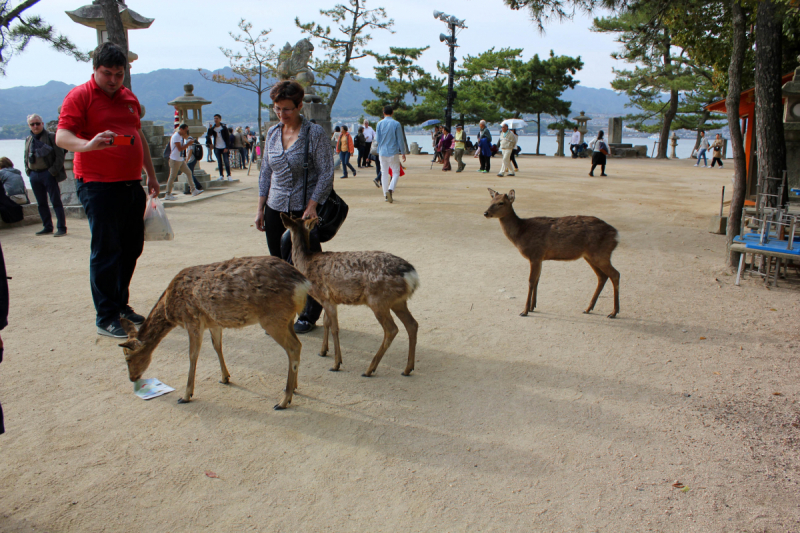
left=162, top=137, right=171, bottom=160
left=193, top=143, right=204, bottom=161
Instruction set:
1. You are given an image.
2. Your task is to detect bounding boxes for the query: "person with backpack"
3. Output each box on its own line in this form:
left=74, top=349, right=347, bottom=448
left=24, top=113, right=67, bottom=236
left=0, top=158, right=29, bottom=205
left=165, top=124, right=202, bottom=200
left=183, top=136, right=204, bottom=194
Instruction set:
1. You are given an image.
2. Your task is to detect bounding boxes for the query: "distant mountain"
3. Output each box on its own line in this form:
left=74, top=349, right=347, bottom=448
left=0, top=68, right=630, bottom=130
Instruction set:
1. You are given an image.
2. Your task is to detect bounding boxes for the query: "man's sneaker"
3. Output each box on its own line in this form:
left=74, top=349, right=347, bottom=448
left=497, top=173, right=504, bottom=177
left=693, top=163, right=699, bottom=167
left=294, top=319, right=316, bottom=334
left=192, top=189, right=204, bottom=197
left=373, top=177, right=381, bottom=188
left=36, top=228, right=53, bottom=236
left=217, top=176, right=225, bottom=181
left=507, top=173, right=516, bottom=176
left=387, top=190, right=393, bottom=203
left=227, top=176, right=234, bottom=181
left=164, top=194, right=177, bottom=201
left=54, top=229, right=67, bottom=237
left=121, top=309, right=145, bottom=325
left=98, top=320, right=127, bottom=339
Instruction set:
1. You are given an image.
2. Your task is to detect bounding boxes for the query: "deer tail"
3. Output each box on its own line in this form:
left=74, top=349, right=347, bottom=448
left=403, top=269, right=420, bottom=298
left=293, top=280, right=312, bottom=314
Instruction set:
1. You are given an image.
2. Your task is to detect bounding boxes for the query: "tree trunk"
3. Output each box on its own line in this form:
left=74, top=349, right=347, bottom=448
left=536, top=112, right=541, bottom=155
left=755, top=0, right=786, bottom=207
left=657, top=90, right=679, bottom=159
left=324, top=0, right=360, bottom=118
left=97, top=0, right=131, bottom=90
left=725, top=0, right=748, bottom=268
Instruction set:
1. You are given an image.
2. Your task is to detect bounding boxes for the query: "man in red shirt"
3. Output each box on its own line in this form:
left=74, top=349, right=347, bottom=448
left=56, top=42, right=158, bottom=339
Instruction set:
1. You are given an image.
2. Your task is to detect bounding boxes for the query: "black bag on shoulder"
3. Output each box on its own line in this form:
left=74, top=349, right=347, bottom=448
left=193, top=143, right=204, bottom=160
left=301, top=123, right=348, bottom=243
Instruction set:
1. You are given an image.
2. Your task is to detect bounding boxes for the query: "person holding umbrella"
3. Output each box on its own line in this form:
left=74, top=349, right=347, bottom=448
left=497, top=123, right=518, bottom=177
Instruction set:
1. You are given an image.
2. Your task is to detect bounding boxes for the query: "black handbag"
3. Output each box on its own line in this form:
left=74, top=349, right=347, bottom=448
left=301, top=122, right=348, bottom=243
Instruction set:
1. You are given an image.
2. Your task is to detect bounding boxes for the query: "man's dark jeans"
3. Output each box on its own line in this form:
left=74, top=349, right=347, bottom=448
left=187, top=160, right=203, bottom=190
left=29, top=170, right=66, bottom=232
left=263, top=205, right=323, bottom=324
left=214, top=148, right=231, bottom=177
left=77, top=180, right=146, bottom=326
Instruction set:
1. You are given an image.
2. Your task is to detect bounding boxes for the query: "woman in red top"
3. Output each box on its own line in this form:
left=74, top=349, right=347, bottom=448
left=335, top=125, right=357, bottom=179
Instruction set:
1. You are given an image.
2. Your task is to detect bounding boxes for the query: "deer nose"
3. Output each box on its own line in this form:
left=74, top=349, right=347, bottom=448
left=483, top=211, right=490, bottom=217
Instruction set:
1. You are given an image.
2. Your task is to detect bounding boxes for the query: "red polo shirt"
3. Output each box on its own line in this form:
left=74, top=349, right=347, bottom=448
left=58, top=76, right=144, bottom=183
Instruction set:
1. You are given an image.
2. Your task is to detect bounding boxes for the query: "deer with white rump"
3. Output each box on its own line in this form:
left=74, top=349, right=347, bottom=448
left=280, top=213, right=419, bottom=377
left=484, top=189, right=620, bottom=318
left=118, top=256, right=311, bottom=410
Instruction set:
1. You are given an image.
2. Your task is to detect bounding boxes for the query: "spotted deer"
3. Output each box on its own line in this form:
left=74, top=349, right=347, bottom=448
left=280, top=213, right=420, bottom=377
left=119, top=256, right=311, bottom=410
left=484, top=189, right=620, bottom=318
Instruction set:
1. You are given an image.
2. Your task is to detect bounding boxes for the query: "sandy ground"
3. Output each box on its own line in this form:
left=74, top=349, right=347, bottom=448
left=0, top=153, right=799, bottom=532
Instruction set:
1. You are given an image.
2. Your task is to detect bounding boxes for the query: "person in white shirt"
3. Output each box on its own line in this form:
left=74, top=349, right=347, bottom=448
left=165, top=124, right=202, bottom=200
left=569, top=126, right=582, bottom=158
left=362, top=120, right=376, bottom=167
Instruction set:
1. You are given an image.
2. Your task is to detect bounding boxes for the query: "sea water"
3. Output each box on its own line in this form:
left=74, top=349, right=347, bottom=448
left=0, top=139, right=29, bottom=187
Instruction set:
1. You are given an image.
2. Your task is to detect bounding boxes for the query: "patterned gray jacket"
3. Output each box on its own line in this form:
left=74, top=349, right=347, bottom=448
left=259, top=118, right=334, bottom=212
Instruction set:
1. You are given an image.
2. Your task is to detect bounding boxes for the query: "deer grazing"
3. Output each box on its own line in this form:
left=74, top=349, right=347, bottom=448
left=280, top=213, right=420, bottom=377
left=484, top=189, right=620, bottom=318
left=118, top=256, right=311, bottom=410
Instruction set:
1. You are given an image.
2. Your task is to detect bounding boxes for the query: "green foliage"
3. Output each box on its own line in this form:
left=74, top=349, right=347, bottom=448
left=547, top=117, right=577, bottom=130
left=0, top=122, right=31, bottom=139
left=296, top=0, right=394, bottom=112
left=199, top=19, right=276, bottom=137
left=361, top=46, right=442, bottom=125
left=0, top=0, right=88, bottom=76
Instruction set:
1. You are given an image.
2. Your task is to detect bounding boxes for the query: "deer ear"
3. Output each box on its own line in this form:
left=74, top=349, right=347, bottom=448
left=507, top=190, right=516, bottom=203
left=119, top=339, right=143, bottom=352
left=305, top=217, right=319, bottom=231
left=279, top=212, right=293, bottom=228
left=488, top=188, right=498, bottom=198
left=119, top=317, right=138, bottom=337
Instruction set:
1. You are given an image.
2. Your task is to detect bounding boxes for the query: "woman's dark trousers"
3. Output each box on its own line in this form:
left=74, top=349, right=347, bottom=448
left=29, top=170, right=66, bottom=232
left=479, top=154, right=490, bottom=172
left=187, top=160, right=203, bottom=190
left=357, top=146, right=368, bottom=167
left=77, top=180, right=146, bottom=327
left=263, top=205, right=322, bottom=324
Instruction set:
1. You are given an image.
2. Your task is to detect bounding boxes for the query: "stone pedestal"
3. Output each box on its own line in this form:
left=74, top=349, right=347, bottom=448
left=608, top=117, right=623, bottom=144
left=302, top=102, right=332, bottom=138
left=573, top=111, right=591, bottom=144
left=669, top=133, right=679, bottom=159
left=709, top=215, right=728, bottom=234
left=555, top=129, right=565, bottom=157
left=409, top=142, right=421, bottom=155
left=60, top=151, right=81, bottom=206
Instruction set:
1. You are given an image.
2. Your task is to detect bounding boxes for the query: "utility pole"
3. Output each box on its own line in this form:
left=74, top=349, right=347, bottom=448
left=433, top=10, right=466, bottom=131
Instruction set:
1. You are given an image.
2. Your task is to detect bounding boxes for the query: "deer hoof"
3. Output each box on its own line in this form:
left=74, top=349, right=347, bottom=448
left=177, top=397, right=190, bottom=404
left=318, top=352, right=327, bottom=358
left=362, top=372, right=373, bottom=378
left=219, top=378, right=230, bottom=384
left=519, top=312, right=528, bottom=317
left=329, top=367, right=339, bottom=372
left=583, top=310, right=591, bottom=314
left=401, top=371, right=413, bottom=377
left=273, top=403, right=287, bottom=411
left=607, top=313, right=617, bottom=319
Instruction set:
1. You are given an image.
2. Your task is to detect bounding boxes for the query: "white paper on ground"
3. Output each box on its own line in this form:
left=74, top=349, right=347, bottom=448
left=134, top=378, right=175, bottom=400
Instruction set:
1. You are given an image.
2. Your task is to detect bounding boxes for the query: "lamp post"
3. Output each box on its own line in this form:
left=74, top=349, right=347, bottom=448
left=433, top=10, right=466, bottom=131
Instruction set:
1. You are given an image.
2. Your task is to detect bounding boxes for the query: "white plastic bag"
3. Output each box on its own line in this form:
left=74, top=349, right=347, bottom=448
left=143, top=195, right=174, bottom=241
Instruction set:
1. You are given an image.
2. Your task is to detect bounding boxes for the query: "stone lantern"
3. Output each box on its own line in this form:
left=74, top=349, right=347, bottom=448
left=783, top=55, right=800, bottom=194
left=168, top=84, right=213, bottom=187
left=573, top=111, right=591, bottom=144
left=66, top=1, right=153, bottom=66
left=670, top=132, right=679, bottom=159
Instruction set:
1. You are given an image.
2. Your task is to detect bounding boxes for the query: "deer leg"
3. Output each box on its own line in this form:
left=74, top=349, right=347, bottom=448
left=583, top=260, right=609, bottom=315
left=264, top=319, right=301, bottom=410
left=363, top=306, right=399, bottom=377
left=319, top=310, right=332, bottom=358
left=522, top=261, right=542, bottom=316
left=179, top=325, right=203, bottom=404
left=391, top=300, right=418, bottom=377
left=594, top=258, right=621, bottom=318
left=209, top=327, right=230, bottom=384
left=323, top=304, right=343, bottom=372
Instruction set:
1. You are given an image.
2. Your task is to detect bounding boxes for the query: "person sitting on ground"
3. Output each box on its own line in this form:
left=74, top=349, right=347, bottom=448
left=0, top=158, right=29, bottom=205
left=465, top=136, right=474, bottom=151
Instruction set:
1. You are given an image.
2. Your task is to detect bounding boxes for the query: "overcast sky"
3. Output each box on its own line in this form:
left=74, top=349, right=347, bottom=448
left=0, top=0, right=622, bottom=91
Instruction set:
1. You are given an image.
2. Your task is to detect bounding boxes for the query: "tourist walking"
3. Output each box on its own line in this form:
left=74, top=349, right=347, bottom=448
left=206, top=114, right=232, bottom=180
left=254, top=80, right=333, bottom=334
left=510, top=130, right=521, bottom=171
left=362, top=120, right=375, bottom=166
left=454, top=124, right=467, bottom=172
left=205, top=123, right=215, bottom=162
left=369, top=141, right=381, bottom=187
left=165, top=124, right=201, bottom=200
left=234, top=126, right=248, bottom=167
left=375, top=105, right=407, bottom=203
left=497, top=124, right=518, bottom=177
left=56, top=42, right=159, bottom=338
left=355, top=126, right=368, bottom=168
left=477, top=120, right=492, bottom=144
left=439, top=126, right=454, bottom=171
left=184, top=136, right=203, bottom=193
left=694, top=130, right=709, bottom=167
left=24, top=113, right=67, bottom=236
left=710, top=134, right=724, bottom=168
left=570, top=126, right=581, bottom=158
left=477, top=135, right=492, bottom=173
left=589, top=130, right=609, bottom=177
left=336, top=125, right=357, bottom=178
left=0, top=158, right=29, bottom=204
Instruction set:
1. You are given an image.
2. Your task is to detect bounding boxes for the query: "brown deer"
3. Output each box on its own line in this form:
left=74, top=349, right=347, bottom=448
left=280, top=213, right=420, bottom=377
left=483, top=189, right=620, bottom=318
left=118, top=256, right=311, bottom=410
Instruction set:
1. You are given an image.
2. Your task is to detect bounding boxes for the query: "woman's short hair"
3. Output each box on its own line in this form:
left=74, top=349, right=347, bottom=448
left=443, top=126, right=450, bottom=133
left=334, top=126, right=341, bottom=132
left=0, top=157, right=13, bottom=169
left=270, top=81, right=304, bottom=107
